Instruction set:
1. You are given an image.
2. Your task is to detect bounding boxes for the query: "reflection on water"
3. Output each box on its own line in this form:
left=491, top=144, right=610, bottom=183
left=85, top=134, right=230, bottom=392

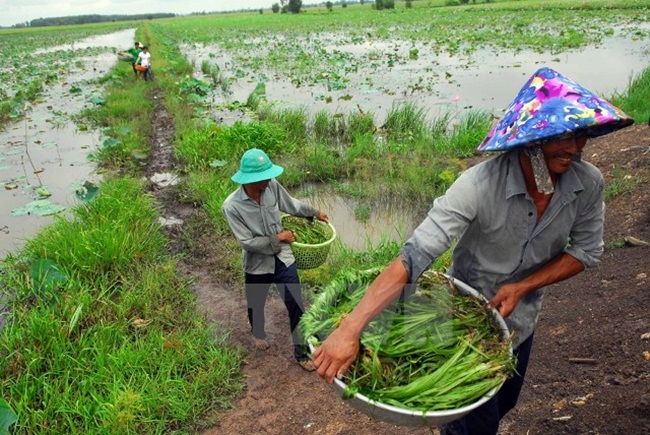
left=36, top=29, right=137, bottom=54
left=302, top=190, right=424, bottom=251
left=185, top=33, right=649, bottom=124
left=0, top=29, right=135, bottom=257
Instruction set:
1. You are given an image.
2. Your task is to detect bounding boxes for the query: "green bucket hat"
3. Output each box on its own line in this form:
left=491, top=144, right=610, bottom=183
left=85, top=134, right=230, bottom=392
left=231, top=148, right=284, bottom=184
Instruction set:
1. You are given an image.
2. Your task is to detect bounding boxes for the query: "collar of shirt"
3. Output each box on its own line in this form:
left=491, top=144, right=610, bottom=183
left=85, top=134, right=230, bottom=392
left=236, top=184, right=253, bottom=202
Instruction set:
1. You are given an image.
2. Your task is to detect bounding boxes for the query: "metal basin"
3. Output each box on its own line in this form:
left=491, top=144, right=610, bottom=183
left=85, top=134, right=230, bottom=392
left=316, top=276, right=512, bottom=427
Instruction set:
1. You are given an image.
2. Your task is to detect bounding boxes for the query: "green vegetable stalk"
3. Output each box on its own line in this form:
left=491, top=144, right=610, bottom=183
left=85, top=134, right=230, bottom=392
left=282, top=215, right=331, bottom=245
left=300, top=269, right=516, bottom=412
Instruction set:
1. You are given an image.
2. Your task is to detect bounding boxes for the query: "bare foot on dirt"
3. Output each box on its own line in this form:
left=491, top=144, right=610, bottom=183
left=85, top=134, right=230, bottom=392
left=251, top=337, right=270, bottom=350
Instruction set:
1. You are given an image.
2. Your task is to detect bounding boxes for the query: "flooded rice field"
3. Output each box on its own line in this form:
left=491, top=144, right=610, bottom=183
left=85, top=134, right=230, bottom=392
left=185, top=30, right=649, bottom=123
left=184, top=30, right=649, bottom=249
left=0, top=29, right=135, bottom=256
left=3, top=25, right=649, bottom=255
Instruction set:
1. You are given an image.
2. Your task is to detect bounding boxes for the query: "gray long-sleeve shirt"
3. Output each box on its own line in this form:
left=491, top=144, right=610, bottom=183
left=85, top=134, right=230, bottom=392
left=402, top=150, right=605, bottom=348
left=222, top=179, right=319, bottom=274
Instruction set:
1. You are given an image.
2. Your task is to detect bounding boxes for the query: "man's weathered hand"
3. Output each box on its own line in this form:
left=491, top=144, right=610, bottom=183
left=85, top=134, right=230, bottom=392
left=312, top=326, right=359, bottom=384
left=489, top=283, right=526, bottom=318
left=316, top=210, right=329, bottom=223
left=278, top=229, right=295, bottom=243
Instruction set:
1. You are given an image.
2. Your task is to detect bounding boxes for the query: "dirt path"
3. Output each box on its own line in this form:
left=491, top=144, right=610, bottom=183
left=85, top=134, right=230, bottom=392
left=142, top=86, right=435, bottom=435
left=144, top=84, right=650, bottom=435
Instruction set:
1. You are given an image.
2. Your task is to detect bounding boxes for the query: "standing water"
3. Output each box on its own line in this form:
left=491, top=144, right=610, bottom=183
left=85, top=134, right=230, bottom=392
left=0, top=29, right=135, bottom=257
left=185, top=32, right=649, bottom=124
left=183, top=33, right=648, bottom=249
left=306, top=192, right=421, bottom=251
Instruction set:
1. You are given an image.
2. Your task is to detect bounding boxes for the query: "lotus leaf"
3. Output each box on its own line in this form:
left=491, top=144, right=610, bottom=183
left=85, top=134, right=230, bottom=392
left=75, top=180, right=99, bottom=203
left=0, top=397, right=17, bottom=435
left=11, top=199, right=65, bottom=216
left=29, top=258, right=68, bottom=298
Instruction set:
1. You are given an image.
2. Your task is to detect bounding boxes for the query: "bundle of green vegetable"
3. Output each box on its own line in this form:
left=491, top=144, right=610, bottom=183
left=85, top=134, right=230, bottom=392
left=282, top=215, right=331, bottom=245
left=300, top=269, right=516, bottom=412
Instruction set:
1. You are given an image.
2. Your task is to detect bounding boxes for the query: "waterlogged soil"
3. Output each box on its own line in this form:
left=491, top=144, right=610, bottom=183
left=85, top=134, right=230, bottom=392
left=181, top=33, right=650, bottom=253
left=0, top=29, right=135, bottom=256
left=145, top=81, right=650, bottom=434
left=184, top=34, right=649, bottom=125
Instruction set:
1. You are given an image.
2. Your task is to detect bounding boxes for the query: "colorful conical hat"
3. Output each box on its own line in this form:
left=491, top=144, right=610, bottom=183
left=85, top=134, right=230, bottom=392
left=477, top=67, right=634, bottom=152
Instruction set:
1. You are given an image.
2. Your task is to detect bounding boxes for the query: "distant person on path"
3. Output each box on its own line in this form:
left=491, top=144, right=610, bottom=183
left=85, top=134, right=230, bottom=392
left=126, top=41, right=142, bottom=79
left=135, top=45, right=153, bottom=81
left=312, top=67, right=634, bottom=434
left=222, top=148, right=329, bottom=372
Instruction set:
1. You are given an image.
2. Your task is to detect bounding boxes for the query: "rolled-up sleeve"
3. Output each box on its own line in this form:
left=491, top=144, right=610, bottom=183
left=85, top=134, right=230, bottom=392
left=564, top=176, right=605, bottom=268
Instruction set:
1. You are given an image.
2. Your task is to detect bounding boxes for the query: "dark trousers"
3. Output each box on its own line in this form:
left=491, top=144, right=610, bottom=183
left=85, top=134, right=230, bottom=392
left=245, top=256, right=307, bottom=361
left=144, top=66, right=154, bottom=81
left=441, top=333, right=535, bottom=435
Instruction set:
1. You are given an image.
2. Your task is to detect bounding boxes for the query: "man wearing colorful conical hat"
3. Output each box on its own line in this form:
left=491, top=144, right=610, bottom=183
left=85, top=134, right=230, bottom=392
left=313, top=68, right=633, bottom=433
left=478, top=66, right=633, bottom=195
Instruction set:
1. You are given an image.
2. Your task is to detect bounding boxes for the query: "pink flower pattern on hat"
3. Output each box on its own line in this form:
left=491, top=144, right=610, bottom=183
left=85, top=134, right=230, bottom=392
left=477, top=67, right=634, bottom=152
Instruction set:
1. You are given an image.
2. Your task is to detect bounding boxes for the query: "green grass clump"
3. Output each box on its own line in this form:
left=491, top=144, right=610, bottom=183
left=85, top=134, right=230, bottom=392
left=257, top=105, right=309, bottom=146
left=0, top=177, right=244, bottom=433
left=25, top=178, right=164, bottom=278
left=175, top=124, right=225, bottom=170
left=347, top=110, right=376, bottom=140
left=383, top=101, right=429, bottom=144
left=312, top=110, right=338, bottom=144
left=441, top=110, right=493, bottom=158
left=176, top=120, right=289, bottom=171
left=611, top=67, right=650, bottom=124
left=219, top=120, right=289, bottom=156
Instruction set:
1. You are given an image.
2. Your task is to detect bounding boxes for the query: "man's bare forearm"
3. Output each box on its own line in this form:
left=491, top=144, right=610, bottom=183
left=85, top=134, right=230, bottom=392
left=338, top=255, right=409, bottom=337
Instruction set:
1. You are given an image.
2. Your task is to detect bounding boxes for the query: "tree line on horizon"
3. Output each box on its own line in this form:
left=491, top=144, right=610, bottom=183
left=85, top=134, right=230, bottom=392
left=5, top=1, right=428, bottom=28
left=6, top=13, right=176, bottom=28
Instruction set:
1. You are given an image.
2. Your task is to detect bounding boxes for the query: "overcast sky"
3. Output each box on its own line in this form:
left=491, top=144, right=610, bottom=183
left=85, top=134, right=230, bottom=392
left=0, top=0, right=316, bottom=27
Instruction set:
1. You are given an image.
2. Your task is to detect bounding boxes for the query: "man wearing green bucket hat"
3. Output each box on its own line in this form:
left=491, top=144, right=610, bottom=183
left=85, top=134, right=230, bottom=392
left=313, top=68, right=634, bottom=433
left=222, top=148, right=328, bottom=372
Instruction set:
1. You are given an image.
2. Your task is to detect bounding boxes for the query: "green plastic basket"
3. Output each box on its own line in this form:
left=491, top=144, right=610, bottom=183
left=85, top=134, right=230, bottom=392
left=289, top=221, right=337, bottom=270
